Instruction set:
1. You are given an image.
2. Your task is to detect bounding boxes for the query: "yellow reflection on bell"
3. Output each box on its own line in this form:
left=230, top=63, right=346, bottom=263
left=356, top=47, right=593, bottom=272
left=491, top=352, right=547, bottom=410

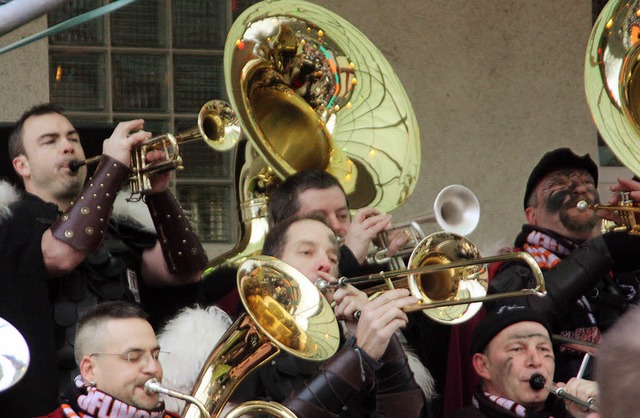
left=369, top=148, right=376, bottom=157
left=318, top=30, right=324, bottom=37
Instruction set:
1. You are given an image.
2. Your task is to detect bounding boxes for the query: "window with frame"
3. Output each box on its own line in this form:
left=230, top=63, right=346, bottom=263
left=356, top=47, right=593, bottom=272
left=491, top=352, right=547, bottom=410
left=47, top=0, right=259, bottom=243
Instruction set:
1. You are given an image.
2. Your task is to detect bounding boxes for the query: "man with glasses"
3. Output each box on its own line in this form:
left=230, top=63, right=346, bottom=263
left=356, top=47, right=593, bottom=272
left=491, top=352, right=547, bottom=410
left=40, top=301, right=178, bottom=418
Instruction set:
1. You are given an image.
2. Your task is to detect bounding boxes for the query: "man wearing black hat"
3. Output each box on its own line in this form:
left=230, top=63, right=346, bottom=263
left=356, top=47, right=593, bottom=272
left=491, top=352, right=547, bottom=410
left=448, top=306, right=599, bottom=418
left=489, top=147, right=640, bottom=383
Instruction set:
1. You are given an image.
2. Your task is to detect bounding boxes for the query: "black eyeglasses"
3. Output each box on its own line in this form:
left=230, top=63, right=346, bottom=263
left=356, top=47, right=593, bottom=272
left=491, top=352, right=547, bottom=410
left=90, top=349, right=168, bottom=364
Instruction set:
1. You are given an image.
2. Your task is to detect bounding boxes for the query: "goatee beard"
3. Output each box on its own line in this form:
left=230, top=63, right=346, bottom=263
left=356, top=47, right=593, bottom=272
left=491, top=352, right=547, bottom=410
left=559, top=210, right=599, bottom=234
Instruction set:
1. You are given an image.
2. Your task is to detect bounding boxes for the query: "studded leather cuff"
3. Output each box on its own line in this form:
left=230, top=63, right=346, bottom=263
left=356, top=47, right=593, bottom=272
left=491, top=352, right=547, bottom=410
left=51, top=155, right=130, bottom=252
left=145, top=189, right=207, bottom=273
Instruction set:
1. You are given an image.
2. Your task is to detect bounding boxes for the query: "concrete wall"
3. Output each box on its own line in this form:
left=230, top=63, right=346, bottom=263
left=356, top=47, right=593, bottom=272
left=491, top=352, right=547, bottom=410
left=314, top=0, right=598, bottom=253
left=0, top=1, right=614, bottom=256
left=0, top=17, right=49, bottom=119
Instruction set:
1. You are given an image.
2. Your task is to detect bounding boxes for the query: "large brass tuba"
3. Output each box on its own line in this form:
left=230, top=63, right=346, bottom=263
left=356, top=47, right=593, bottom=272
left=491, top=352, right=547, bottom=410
left=182, top=256, right=340, bottom=418
left=203, top=0, right=421, bottom=275
left=586, top=0, right=640, bottom=175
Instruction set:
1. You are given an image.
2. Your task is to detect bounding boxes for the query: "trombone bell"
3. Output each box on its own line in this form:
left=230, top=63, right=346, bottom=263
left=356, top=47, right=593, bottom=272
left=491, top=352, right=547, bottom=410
left=407, top=233, right=487, bottom=324
left=320, top=232, right=546, bottom=325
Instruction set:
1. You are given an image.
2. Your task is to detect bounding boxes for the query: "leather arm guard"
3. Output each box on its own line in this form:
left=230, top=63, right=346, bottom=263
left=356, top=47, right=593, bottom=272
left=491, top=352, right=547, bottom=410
left=282, top=340, right=377, bottom=418
left=51, top=155, right=129, bottom=252
left=375, top=334, right=424, bottom=418
left=145, top=189, right=207, bottom=273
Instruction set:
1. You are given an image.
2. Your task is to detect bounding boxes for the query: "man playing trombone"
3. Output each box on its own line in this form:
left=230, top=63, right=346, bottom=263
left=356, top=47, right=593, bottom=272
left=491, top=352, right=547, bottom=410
left=0, top=103, right=207, bottom=417
left=488, top=147, right=640, bottom=383
left=231, top=215, right=430, bottom=417
left=449, top=306, right=599, bottom=418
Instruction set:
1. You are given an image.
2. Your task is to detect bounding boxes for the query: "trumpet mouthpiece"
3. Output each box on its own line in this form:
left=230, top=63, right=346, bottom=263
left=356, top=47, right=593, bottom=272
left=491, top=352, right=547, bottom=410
left=576, top=200, right=589, bottom=211
left=529, top=373, right=546, bottom=391
left=315, top=278, right=330, bottom=292
left=68, top=160, right=84, bottom=173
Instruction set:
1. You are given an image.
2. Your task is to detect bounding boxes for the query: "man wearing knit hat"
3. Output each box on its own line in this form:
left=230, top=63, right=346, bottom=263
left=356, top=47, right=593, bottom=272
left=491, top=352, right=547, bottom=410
left=489, top=148, right=640, bottom=383
left=449, top=306, right=599, bottom=418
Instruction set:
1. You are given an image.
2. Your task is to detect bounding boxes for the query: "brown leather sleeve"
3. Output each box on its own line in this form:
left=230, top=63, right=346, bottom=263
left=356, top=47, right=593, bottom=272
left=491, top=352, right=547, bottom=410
left=375, top=334, right=424, bottom=417
left=145, top=189, right=207, bottom=273
left=51, top=155, right=130, bottom=252
left=282, top=342, right=377, bottom=417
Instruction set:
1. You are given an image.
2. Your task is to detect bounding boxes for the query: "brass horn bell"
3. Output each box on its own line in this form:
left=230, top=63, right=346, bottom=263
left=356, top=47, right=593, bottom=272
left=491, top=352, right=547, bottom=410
left=586, top=0, right=640, bottom=176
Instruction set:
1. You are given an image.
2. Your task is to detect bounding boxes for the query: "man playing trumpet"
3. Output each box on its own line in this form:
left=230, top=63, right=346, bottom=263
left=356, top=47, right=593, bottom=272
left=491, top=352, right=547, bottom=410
left=489, top=147, right=640, bottom=383
left=0, top=103, right=207, bottom=417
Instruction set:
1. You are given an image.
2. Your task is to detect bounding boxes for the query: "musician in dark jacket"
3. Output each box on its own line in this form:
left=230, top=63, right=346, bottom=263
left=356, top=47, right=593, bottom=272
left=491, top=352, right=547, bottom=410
left=233, top=215, right=428, bottom=417
left=448, top=307, right=598, bottom=418
left=0, top=103, right=206, bottom=417
left=488, top=147, right=640, bottom=382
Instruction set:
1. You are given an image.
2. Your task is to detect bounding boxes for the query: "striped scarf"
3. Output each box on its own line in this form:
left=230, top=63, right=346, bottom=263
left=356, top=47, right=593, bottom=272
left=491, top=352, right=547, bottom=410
left=56, top=376, right=175, bottom=418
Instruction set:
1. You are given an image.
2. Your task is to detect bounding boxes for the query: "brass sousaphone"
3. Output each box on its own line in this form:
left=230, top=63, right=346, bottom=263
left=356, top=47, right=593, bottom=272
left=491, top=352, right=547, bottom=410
left=586, top=0, right=640, bottom=175
left=203, top=0, right=421, bottom=275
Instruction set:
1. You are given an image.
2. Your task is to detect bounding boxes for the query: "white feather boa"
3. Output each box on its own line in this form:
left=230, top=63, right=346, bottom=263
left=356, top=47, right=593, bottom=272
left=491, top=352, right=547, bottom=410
left=156, top=305, right=233, bottom=413
left=0, top=181, right=20, bottom=220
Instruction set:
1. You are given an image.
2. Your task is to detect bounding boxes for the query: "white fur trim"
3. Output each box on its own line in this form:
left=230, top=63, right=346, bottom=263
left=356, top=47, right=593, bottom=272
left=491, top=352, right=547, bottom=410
left=157, top=305, right=233, bottom=413
left=0, top=181, right=20, bottom=221
left=406, top=348, right=436, bottom=400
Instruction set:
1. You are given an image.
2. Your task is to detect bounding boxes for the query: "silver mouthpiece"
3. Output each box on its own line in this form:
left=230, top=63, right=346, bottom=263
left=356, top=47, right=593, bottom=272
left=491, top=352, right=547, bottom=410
left=143, top=378, right=165, bottom=396
left=315, top=278, right=330, bottom=292
left=576, top=200, right=589, bottom=211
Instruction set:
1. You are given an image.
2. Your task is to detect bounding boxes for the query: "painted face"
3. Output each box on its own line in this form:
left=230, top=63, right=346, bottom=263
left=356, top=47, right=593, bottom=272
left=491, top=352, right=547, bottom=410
left=89, top=318, right=163, bottom=410
left=279, top=219, right=340, bottom=301
left=528, top=169, right=600, bottom=240
left=14, top=112, right=86, bottom=205
left=478, top=321, right=555, bottom=411
left=295, top=186, right=351, bottom=239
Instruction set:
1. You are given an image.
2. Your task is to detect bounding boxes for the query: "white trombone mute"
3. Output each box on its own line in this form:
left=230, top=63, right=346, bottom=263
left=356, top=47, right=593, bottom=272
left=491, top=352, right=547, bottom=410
left=367, top=185, right=480, bottom=266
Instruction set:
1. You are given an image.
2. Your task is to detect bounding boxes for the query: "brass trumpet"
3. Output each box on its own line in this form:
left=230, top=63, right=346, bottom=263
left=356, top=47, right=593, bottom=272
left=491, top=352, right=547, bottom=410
left=367, top=185, right=480, bottom=266
left=577, top=192, right=640, bottom=235
left=69, top=100, right=240, bottom=195
left=318, top=232, right=546, bottom=325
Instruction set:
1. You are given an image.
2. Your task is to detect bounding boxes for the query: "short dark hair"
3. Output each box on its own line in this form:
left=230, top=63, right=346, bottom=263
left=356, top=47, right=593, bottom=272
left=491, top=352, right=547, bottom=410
left=8, top=103, right=66, bottom=162
left=262, top=214, right=333, bottom=259
left=268, top=169, right=346, bottom=226
left=75, top=301, right=148, bottom=364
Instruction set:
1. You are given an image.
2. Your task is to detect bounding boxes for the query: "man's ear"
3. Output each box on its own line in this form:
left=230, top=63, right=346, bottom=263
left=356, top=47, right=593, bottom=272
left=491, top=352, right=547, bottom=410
left=525, top=205, right=536, bottom=225
left=79, top=355, right=97, bottom=386
left=472, top=352, right=492, bottom=381
left=12, top=155, right=29, bottom=178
